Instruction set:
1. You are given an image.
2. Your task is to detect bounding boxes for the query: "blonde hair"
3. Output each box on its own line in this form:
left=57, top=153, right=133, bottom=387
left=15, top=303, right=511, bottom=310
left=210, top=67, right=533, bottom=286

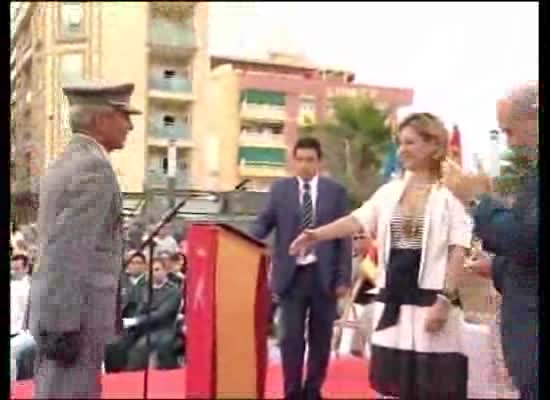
left=397, top=112, right=449, bottom=178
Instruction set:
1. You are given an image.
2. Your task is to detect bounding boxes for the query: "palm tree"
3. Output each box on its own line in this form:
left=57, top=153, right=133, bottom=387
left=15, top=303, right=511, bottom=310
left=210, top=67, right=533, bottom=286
left=300, top=95, right=393, bottom=208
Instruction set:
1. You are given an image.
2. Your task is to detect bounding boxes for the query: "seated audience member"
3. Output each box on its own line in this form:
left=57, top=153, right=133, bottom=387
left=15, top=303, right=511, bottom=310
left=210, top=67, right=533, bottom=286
left=124, top=257, right=182, bottom=370
left=153, top=225, right=179, bottom=257
left=159, top=251, right=184, bottom=288
left=10, top=254, right=36, bottom=380
left=104, top=251, right=148, bottom=373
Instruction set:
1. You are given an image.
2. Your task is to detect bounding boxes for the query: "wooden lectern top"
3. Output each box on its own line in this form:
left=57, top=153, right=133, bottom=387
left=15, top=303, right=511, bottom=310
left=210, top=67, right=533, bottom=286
left=193, top=222, right=267, bottom=249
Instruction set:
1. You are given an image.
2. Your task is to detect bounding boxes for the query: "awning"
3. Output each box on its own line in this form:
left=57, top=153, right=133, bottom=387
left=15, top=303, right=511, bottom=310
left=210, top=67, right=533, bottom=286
left=238, top=147, right=286, bottom=166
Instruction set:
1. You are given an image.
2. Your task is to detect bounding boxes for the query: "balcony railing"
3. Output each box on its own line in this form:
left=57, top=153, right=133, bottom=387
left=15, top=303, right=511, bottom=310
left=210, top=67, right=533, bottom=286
left=149, top=20, right=196, bottom=49
left=149, top=77, right=192, bottom=93
left=146, top=169, right=190, bottom=190
left=149, top=121, right=191, bottom=140
left=240, top=130, right=285, bottom=145
left=240, top=103, right=286, bottom=121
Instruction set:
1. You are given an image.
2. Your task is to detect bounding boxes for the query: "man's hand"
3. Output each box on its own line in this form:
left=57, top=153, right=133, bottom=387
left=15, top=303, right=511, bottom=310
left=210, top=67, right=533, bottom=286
left=441, top=159, right=493, bottom=205
left=465, top=252, right=492, bottom=279
left=38, top=331, right=81, bottom=367
left=289, top=229, right=320, bottom=256
left=334, top=285, right=349, bottom=298
left=424, top=296, right=451, bottom=333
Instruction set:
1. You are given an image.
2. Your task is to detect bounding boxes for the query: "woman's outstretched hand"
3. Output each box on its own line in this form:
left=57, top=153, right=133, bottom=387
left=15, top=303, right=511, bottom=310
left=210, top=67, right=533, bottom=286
left=289, top=229, right=320, bottom=256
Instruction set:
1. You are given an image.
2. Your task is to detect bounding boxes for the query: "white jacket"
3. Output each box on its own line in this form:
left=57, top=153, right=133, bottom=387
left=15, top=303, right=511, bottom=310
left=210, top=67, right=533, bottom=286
left=351, top=174, right=473, bottom=291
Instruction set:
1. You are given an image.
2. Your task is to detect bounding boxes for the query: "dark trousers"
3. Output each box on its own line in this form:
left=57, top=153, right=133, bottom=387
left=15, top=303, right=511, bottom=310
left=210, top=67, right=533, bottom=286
left=104, top=333, right=137, bottom=373
left=278, top=264, right=337, bottom=400
left=519, top=384, right=538, bottom=400
left=126, top=328, right=179, bottom=371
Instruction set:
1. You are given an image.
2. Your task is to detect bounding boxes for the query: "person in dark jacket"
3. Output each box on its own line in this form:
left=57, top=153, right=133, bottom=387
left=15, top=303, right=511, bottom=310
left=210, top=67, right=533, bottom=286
left=125, top=257, right=182, bottom=370
left=104, top=251, right=148, bottom=372
left=443, top=82, right=538, bottom=400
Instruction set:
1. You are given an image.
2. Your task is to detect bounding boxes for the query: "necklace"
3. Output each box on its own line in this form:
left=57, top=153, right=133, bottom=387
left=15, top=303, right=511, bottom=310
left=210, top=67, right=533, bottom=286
left=401, top=184, right=432, bottom=238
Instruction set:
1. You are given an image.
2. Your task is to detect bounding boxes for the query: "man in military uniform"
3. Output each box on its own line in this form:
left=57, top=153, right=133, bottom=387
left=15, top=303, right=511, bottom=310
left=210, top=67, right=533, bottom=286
left=443, top=82, right=538, bottom=400
left=28, top=82, right=141, bottom=399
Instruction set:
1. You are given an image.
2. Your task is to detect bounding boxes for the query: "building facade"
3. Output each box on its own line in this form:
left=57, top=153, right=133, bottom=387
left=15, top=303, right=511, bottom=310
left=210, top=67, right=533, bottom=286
left=11, top=2, right=210, bottom=224
left=208, top=53, right=414, bottom=191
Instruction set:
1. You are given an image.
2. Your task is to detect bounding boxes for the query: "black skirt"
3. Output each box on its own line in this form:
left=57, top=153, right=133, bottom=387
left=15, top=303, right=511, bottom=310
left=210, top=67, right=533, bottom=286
left=368, top=248, right=468, bottom=400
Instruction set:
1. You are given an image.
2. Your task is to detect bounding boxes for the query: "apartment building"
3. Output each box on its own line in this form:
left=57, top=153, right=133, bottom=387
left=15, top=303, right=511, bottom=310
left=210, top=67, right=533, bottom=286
left=207, top=52, right=414, bottom=191
left=10, top=2, right=209, bottom=224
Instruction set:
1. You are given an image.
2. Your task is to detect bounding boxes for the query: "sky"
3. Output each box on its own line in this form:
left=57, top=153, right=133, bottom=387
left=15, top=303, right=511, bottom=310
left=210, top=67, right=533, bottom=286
left=208, top=2, right=539, bottom=171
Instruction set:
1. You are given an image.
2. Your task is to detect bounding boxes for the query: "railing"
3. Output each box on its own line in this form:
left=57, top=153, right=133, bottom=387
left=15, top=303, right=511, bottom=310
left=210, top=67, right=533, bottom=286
left=146, top=170, right=190, bottom=189
left=149, top=77, right=192, bottom=93
left=149, top=21, right=195, bottom=48
left=240, top=102, right=286, bottom=120
left=149, top=121, right=191, bottom=140
left=240, top=130, right=285, bottom=144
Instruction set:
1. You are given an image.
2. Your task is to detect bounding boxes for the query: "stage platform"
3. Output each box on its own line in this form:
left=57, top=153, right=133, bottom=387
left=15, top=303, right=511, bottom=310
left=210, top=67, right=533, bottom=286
left=11, top=357, right=374, bottom=399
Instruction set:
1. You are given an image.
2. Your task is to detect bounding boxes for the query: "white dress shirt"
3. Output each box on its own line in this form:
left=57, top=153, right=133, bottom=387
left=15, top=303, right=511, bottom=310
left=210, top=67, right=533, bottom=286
left=296, top=175, right=319, bottom=265
left=10, top=276, right=30, bottom=335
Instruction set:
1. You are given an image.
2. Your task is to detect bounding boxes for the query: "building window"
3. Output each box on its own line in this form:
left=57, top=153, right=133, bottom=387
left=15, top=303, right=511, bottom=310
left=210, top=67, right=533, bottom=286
left=163, top=115, right=175, bottom=127
left=162, top=157, right=168, bottom=174
left=299, top=97, right=316, bottom=113
left=59, top=53, right=84, bottom=84
left=60, top=2, right=84, bottom=39
left=164, top=70, right=176, bottom=80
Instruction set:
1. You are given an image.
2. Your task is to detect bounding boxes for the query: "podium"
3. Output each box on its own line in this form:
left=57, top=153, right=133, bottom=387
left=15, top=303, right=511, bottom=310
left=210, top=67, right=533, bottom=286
left=185, top=223, right=269, bottom=399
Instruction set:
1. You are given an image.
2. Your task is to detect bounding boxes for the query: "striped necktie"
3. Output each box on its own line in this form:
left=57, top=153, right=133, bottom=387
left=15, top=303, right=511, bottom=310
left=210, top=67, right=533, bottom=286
left=302, top=182, right=313, bottom=229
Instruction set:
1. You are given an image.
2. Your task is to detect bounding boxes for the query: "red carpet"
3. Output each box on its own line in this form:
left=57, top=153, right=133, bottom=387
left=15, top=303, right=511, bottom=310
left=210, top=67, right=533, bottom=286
left=11, top=357, right=374, bottom=399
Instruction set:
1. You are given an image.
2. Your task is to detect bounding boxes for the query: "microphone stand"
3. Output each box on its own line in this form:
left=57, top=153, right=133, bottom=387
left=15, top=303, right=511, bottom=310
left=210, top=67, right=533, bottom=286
left=121, top=198, right=189, bottom=400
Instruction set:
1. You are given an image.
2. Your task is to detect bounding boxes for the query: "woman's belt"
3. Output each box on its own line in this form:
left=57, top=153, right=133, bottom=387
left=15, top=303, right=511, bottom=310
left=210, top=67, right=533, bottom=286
left=374, top=287, right=439, bottom=331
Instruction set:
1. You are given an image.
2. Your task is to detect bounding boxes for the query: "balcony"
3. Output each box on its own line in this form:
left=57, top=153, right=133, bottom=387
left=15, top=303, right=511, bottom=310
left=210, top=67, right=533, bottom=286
left=239, top=130, right=286, bottom=148
left=149, top=77, right=194, bottom=102
left=238, top=146, right=287, bottom=178
left=240, top=103, right=286, bottom=122
left=148, top=19, right=197, bottom=59
left=149, top=121, right=191, bottom=141
left=145, top=169, right=190, bottom=190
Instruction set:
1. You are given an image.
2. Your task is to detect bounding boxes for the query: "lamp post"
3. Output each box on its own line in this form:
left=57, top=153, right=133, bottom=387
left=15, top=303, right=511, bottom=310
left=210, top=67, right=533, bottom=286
left=167, top=139, right=176, bottom=209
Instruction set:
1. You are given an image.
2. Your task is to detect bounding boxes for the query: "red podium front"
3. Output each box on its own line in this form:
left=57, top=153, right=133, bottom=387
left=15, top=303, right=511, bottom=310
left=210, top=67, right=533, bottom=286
left=186, top=223, right=269, bottom=399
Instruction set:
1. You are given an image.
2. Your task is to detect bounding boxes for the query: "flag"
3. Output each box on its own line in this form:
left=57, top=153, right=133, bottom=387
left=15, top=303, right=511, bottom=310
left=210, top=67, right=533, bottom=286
left=382, top=141, right=401, bottom=182
left=449, top=124, right=462, bottom=167
left=360, top=241, right=378, bottom=284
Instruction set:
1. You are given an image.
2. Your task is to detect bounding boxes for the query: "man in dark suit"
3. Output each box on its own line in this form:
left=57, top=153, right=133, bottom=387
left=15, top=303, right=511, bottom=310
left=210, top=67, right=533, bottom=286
left=124, top=258, right=182, bottom=370
left=444, top=82, right=538, bottom=400
left=29, top=82, right=141, bottom=398
left=104, top=251, right=147, bottom=372
left=251, top=137, right=352, bottom=400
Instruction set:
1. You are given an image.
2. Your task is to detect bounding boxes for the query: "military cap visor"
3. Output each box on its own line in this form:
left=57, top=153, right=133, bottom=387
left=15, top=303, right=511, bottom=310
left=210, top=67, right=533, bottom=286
left=63, top=82, right=142, bottom=115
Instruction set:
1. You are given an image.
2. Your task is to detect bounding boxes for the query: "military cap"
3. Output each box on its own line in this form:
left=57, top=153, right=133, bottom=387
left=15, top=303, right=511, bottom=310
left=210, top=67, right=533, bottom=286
left=62, top=81, right=142, bottom=115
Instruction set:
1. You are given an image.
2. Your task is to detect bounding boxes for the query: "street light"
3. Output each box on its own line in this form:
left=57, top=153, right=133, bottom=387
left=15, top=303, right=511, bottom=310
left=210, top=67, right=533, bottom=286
left=167, top=139, right=176, bottom=209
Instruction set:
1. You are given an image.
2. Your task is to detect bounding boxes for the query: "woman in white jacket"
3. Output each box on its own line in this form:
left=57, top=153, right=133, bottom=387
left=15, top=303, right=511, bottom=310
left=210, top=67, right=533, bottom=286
left=291, top=112, right=472, bottom=400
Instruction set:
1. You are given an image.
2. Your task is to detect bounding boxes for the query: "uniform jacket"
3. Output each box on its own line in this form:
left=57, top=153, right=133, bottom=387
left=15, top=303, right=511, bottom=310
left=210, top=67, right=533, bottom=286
left=29, top=134, right=124, bottom=340
left=250, top=176, right=352, bottom=296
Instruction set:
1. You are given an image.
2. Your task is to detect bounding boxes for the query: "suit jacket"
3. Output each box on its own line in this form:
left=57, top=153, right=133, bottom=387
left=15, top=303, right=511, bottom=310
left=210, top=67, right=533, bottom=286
left=119, top=273, right=146, bottom=319
left=473, top=169, right=538, bottom=387
left=132, top=280, right=182, bottom=334
left=250, top=176, right=351, bottom=296
left=29, top=134, right=124, bottom=340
